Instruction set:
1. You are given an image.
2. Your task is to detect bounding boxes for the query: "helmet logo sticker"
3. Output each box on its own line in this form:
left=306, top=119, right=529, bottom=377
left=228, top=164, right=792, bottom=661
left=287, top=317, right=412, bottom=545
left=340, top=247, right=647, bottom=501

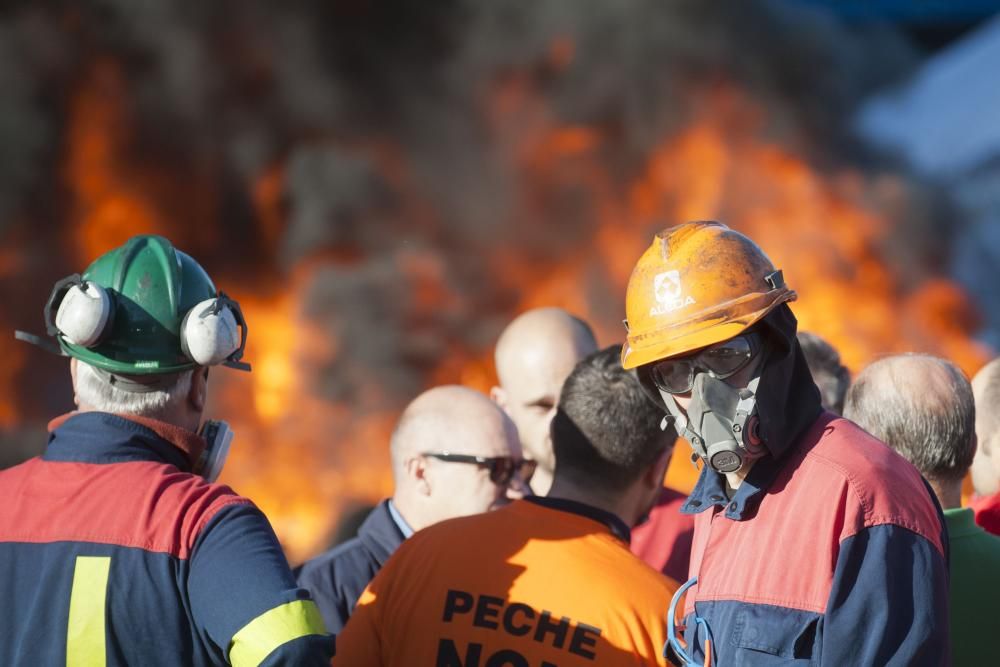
left=651, top=270, right=696, bottom=316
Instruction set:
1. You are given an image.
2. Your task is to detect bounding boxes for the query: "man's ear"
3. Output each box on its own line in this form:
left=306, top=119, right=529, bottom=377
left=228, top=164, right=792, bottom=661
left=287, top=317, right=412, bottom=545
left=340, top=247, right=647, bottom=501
left=70, top=357, right=80, bottom=408
left=490, top=386, right=507, bottom=410
left=188, top=367, right=209, bottom=412
left=643, top=444, right=674, bottom=490
left=406, top=455, right=432, bottom=496
left=981, top=430, right=993, bottom=457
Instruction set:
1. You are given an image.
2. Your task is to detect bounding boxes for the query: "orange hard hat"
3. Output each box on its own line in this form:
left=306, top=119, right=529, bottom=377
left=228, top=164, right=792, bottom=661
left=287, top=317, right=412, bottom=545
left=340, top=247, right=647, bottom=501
left=621, top=221, right=796, bottom=370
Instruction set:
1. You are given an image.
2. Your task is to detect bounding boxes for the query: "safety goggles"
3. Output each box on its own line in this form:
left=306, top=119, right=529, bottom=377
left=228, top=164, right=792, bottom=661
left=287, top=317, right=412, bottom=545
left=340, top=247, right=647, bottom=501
left=666, top=576, right=714, bottom=667
left=422, top=452, right=537, bottom=487
left=649, top=333, right=761, bottom=394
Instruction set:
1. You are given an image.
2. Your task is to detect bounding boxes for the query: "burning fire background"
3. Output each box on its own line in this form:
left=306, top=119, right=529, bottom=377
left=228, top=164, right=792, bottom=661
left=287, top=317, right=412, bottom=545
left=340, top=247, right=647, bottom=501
left=0, top=1, right=995, bottom=562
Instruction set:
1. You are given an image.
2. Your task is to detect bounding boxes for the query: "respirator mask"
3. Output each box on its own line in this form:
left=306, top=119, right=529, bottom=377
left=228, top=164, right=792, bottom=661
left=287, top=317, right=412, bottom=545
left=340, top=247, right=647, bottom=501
left=644, top=332, right=767, bottom=474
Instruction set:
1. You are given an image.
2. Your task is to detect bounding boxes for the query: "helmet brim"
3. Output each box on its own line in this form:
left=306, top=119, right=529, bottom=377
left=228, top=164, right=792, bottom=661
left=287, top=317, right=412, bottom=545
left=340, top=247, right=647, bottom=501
left=622, top=289, right=795, bottom=370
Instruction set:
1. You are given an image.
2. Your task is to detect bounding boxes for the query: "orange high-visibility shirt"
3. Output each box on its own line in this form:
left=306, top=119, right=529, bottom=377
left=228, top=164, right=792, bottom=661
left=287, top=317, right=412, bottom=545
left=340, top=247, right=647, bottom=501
left=333, top=498, right=677, bottom=666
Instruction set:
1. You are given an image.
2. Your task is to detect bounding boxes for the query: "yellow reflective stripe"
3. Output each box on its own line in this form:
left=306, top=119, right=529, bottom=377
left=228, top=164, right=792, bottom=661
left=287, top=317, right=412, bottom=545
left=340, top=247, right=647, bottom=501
left=66, top=556, right=111, bottom=667
left=229, top=600, right=327, bottom=667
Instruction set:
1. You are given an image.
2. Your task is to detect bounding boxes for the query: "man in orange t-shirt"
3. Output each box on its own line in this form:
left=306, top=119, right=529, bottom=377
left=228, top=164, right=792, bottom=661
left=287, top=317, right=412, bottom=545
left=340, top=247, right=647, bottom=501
left=334, top=346, right=678, bottom=666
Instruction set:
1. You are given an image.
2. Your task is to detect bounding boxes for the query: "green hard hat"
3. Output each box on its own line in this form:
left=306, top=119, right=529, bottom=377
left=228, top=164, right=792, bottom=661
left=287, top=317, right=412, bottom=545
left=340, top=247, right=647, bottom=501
left=58, top=235, right=220, bottom=375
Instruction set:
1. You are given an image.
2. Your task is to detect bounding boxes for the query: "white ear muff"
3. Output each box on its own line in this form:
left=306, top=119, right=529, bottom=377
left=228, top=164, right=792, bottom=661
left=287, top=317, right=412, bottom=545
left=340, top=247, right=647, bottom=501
left=181, top=298, right=242, bottom=366
left=55, top=282, right=114, bottom=347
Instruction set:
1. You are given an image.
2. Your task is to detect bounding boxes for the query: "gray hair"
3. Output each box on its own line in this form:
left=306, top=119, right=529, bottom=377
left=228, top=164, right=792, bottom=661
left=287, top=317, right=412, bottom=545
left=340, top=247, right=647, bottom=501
left=75, top=361, right=193, bottom=421
left=844, top=354, right=975, bottom=483
left=797, top=332, right=850, bottom=415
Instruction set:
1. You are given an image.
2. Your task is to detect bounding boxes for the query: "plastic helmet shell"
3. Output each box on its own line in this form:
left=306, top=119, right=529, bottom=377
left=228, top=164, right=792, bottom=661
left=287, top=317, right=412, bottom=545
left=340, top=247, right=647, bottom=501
left=621, top=221, right=796, bottom=370
left=59, top=235, right=218, bottom=375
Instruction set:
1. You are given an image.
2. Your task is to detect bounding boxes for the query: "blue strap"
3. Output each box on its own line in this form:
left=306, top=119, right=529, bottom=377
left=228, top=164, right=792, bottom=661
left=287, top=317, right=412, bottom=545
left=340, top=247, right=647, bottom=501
left=665, top=576, right=713, bottom=667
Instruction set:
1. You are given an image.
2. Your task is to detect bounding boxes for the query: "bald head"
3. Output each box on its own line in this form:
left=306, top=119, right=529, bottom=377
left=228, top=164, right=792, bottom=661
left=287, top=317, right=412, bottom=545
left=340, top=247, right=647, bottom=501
left=390, top=385, right=525, bottom=531
left=971, top=358, right=1000, bottom=495
left=491, top=308, right=598, bottom=493
left=973, top=358, right=1000, bottom=438
left=391, top=385, right=517, bottom=472
left=844, top=354, right=975, bottom=486
left=494, top=308, right=598, bottom=388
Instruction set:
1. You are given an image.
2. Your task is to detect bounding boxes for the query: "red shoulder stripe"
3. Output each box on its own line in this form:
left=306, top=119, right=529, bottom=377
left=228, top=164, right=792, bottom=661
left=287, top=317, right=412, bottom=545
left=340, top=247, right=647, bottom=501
left=0, top=458, right=250, bottom=559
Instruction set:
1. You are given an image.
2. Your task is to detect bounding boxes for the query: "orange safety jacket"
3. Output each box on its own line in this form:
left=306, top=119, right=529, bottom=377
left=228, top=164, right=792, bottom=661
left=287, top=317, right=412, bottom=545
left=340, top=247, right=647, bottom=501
left=334, top=496, right=678, bottom=666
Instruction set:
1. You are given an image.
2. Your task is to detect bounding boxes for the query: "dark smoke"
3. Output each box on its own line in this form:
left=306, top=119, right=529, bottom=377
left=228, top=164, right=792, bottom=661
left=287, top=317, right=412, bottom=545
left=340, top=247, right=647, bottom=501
left=0, top=0, right=944, bottom=481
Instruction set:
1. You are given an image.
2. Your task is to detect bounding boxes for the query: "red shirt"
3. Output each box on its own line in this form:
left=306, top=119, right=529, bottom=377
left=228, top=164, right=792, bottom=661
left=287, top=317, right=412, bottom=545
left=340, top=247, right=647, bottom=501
left=630, top=486, right=694, bottom=583
left=971, top=491, right=1000, bottom=536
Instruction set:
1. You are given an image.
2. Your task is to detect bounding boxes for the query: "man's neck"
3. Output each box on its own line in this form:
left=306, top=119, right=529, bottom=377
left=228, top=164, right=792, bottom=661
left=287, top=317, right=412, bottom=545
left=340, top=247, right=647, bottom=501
left=545, top=478, right=633, bottom=525
left=723, top=460, right=756, bottom=497
left=390, top=493, right=427, bottom=533
left=529, top=467, right=554, bottom=496
left=930, top=479, right=962, bottom=510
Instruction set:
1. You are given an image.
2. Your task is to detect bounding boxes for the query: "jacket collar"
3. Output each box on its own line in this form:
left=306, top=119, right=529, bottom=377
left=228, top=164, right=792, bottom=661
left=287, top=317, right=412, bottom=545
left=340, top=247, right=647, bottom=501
left=681, top=411, right=837, bottom=521
left=525, top=495, right=632, bottom=544
left=357, top=500, right=408, bottom=566
left=44, top=411, right=207, bottom=472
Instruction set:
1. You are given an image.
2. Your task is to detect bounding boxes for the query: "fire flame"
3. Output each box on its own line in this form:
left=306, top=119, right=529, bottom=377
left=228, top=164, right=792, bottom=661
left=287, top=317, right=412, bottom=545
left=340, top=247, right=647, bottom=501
left=44, top=58, right=992, bottom=563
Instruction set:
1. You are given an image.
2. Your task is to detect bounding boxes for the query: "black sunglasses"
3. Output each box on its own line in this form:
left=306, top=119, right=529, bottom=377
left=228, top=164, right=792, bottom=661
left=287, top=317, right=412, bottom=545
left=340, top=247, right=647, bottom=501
left=649, top=332, right=761, bottom=394
left=422, top=452, right=537, bottom=486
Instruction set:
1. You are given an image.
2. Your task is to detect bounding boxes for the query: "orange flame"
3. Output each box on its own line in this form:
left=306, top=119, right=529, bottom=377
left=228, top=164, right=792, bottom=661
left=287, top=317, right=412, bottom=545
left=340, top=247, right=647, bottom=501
left=64, top=60, right=167, bottom=263
left=48, top=62, right=991, bottom=564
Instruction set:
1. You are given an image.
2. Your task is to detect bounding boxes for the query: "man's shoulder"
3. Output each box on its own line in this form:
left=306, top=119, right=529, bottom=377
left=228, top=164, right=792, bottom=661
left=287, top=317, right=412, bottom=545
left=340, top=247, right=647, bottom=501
left=795, top=415, right=943, bottom=548
left=0, top=454, right=253, bottom=559
left=299, top=535, right=378, bottom=584
left=801, top=415, right=924, bottom=492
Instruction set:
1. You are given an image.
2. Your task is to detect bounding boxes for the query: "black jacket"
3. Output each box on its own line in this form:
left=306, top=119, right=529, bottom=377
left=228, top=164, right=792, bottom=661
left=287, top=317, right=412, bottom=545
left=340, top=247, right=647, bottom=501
left=296, top=500, right=406, bottom=633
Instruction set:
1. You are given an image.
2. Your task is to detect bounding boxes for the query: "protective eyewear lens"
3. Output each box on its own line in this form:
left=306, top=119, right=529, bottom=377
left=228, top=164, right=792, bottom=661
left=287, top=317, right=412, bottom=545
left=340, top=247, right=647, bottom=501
left=423, top=452, right=533, bottom=488
left=487, top=458, right=515, bottom=485
left=650, top=335, right=755, bottom=394
left=488, top=458, right=537, bottom=486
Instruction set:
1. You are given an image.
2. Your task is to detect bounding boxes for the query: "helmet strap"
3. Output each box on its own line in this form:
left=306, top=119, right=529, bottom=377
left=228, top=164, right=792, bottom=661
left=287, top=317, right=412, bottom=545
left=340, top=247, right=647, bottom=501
left=43, top=274, right=84, bottom=337
left=215, top=291, right=251, bottom=372
left=91, top=367, right=187, bottom=393
left=14, top=329, right=66, bottom=356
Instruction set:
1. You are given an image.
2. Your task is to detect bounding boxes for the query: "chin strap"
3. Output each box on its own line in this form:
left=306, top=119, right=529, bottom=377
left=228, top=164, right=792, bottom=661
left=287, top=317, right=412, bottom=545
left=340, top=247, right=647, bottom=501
left=660, top=388, right=704, bottom=456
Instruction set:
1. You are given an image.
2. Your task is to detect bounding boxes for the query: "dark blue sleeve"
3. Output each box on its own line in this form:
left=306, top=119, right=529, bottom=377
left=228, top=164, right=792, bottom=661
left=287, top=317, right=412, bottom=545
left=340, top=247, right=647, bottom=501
left=823, top=524, right=949, bottom=666
left=188, top=503, right=334, bottom=666
left=297, top=552, right=354, bottom=634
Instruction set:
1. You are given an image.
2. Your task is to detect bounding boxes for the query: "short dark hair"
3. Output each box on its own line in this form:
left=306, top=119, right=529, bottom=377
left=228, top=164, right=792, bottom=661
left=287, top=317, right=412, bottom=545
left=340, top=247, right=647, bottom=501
left=797, top=332, right=850, bottom=415
left=844, top=354, right=975, bottom=483
left=551, top=345, right=672, bottom=492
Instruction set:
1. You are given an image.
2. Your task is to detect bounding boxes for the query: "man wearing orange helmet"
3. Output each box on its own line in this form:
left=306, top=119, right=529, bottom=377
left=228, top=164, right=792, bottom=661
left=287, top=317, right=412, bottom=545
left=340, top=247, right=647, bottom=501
left=622, top=221, right=949, bottom=666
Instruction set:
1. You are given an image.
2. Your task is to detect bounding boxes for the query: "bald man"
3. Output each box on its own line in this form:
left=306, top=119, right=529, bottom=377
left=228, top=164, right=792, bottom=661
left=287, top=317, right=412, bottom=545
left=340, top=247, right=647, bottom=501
left=297, top=385, right=532, bottom=633
left=970, top=358, right=1000, bottom=535
left=845, top=354, right=990, bottom=664
left=491, top=308, right=598, bottom=495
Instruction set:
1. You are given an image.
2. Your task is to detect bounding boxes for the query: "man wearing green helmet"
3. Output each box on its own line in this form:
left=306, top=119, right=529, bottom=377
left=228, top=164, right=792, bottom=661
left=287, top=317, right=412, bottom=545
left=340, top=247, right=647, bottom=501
left=2, top=236, right=334, bottom=666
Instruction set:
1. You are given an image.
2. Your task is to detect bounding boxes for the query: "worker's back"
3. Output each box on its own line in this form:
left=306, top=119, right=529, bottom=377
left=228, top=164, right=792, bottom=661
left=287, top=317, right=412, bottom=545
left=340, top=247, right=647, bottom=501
left=334, top=497, right=677, bottom=666
left=0, top=412, right=331, bottom=666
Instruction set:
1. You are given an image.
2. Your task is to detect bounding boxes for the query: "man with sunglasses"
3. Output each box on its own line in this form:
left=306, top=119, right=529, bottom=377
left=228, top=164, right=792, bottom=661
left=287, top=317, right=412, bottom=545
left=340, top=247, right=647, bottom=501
left=622, top=221, right=948, bottom=666
left=333, top=346, right=678, bottom=665
left=297, top=385, right=530, bottom=633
